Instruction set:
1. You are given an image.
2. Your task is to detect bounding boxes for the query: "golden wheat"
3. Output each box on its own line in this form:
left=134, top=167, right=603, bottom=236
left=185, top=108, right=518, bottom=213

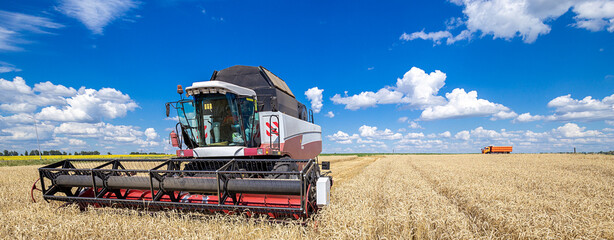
left=1, top=154, right=613, bottom=239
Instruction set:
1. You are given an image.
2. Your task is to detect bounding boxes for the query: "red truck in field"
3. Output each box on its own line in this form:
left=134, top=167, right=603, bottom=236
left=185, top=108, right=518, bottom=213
left=482, top=146, right=512, bottom=154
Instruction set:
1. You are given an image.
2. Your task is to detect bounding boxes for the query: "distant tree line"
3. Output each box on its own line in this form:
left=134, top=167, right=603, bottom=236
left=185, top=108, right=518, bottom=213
left=0, top=150, right=102, bottom=156
left=130, top=152, right=166, bottom=155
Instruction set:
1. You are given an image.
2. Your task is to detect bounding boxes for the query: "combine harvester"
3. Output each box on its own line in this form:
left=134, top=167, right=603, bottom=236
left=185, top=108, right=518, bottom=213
left=34, top=66, right=332, bottom=219
left=481, top=146, right=513, bottom=154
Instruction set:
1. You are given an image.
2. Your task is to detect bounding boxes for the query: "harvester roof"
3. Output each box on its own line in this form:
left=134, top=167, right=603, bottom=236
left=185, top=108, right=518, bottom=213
left=186, top=80, right=256, bottom=97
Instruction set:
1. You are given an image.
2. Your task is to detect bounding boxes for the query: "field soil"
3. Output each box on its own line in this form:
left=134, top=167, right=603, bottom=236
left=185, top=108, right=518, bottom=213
left=1, top=154, right=613, bottom=239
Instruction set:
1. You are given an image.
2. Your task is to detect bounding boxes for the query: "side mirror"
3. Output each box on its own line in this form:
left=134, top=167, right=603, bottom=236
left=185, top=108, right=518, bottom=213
left=165, top=103, right=170, bottom=117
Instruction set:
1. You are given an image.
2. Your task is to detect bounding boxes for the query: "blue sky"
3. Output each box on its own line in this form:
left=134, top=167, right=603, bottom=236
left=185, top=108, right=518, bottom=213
left=0, top=0, right=613, bottom=154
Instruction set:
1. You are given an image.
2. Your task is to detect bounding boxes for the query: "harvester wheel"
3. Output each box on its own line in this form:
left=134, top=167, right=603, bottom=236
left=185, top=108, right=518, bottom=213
left=30, top=178, right=47, bottom=203
left=268, top=157, right=298, bottom=179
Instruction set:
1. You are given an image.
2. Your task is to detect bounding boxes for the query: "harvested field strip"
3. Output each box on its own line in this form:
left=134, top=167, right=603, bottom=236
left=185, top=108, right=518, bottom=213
left=327, top=156, right=377, bottom=185
left=314, top=156, right=479, bottom=239
left=408, top=154, right=614, bottom=239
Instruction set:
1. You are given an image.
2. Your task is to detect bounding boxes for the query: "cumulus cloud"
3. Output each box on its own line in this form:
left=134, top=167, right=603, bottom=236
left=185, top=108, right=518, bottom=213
left=420, top=88, right=515, bottom=121
left=145, top=128, right=158, bottom=140
left=52, top=122, right=159, bottom=147
left=325, top=111, right=335, bottom=118
left=553, top=123, right=603, bottom=138
left=358, top=125, right=403, bottom=140
left=58, top=0, right=139, bottom=34
left=0, top=77, right=84, bottom=113
left=36, top=87, right=138, bottom=122
left=408, top=121, right=422, bottom=129
left=546, top=94, right=614, bottom=121
left=455, top=130, right=471, bottom=140
left=0, top=10, right=64, bottom=51
left=514, top=94, right=614, bottom=123
left=440, top=131, right=452, bottom=138
left=402, top=0, right=614, bottom=45
left=332, top=67, right=514, bottom=121
left=331, top=67, right=446, bottom=110
left=515, top=112, right=544, bottom=122
left=304, top=87, right=324, bottom=113
left=0, top=76, right=160, bottom=153
left=326, top=130, right=359, bottom=144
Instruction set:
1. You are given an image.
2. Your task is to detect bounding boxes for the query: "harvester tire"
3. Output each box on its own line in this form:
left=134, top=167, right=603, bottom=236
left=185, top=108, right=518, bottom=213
left=269, top=157, right=298, bottom=179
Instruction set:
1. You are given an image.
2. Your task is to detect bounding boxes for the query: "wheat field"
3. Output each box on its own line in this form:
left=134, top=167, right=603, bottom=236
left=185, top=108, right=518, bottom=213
left=1, top=154, right=613, bottom=239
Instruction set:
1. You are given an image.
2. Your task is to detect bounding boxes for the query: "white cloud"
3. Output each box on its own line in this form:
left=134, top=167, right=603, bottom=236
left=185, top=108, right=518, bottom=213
left=440, top=131, right=452, bottom=138
left=0, top=77, right=85, bottom=113
left=395, top=67, right=447, bottom=107
left=514, top=94, right=614, bottom=123
left=325, top=111, right=335, bottom=118
left=331, top=88, right=404, bottom=110
left=455, top=130, right=471, bottom=140
left=58, top=0, right=139, bottom=34
left=400, top=30, right=453, bottom=45
left=490, top=110, right=518, bottom=120
left=332, top=67, right=446, bottom=110
left=145, top=128, right=158, bottom=140
left=358, top=125, right=403, bottom=140
left=34, top=81, right=78, bottom=97
left=304, top=87, right=324, bottom=113
left=403, top=0, right=614, bottom=45
left=607, top=120, right=614, bottom=126
left=405, top=132, right=425, bottom=138
left=545, top=94, right=614, bottom=121
left=572, top=1, right=614, bottom=32
left=515, top=112, right=544, bottom=122
left=471, top=126, right=502, bottom=139
left=37, top=87, right=138, bottom=122
left=397, top=116, right=409, bottom=123
left=420, top=88, right=514, bottom=121
left=326, top=130, right=359, bottom=144
left=0, top=103, right=37, bottom=113
left=332, top=67, right=514, bottom=121
left=408, top=121, right=422, bottom=129
left=0, top=77, right=164, bottom=153
left=0, top=10, right=63, bottom=51
left=0, top=62, right=21, bottom=73
left=69, top=139, right=86, bottom=146
left=553, top=123, right=603, bottom=138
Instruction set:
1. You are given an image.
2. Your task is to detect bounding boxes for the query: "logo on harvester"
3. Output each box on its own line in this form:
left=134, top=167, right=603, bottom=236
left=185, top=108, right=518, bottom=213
left=266, top=122, right=279, bottom=136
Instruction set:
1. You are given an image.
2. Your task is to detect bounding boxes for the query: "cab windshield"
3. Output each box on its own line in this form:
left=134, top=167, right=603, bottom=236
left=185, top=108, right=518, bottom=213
left=176, top=93, right=257, bottom=147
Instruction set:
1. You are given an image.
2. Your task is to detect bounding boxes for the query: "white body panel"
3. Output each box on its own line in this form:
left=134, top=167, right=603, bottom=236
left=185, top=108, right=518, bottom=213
left=192, top=146, right=244, bottom=157
left=316, top=177, right=331, bottom=206
left=259, top=111, right=322, bottom=159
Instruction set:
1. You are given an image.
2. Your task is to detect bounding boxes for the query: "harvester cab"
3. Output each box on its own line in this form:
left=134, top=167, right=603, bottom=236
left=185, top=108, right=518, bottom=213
left=36, top=66, right=331, bottom=219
